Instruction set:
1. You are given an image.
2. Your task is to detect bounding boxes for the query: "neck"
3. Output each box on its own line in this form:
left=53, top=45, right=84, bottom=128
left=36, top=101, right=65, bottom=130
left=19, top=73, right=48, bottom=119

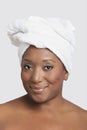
left=25, top=94, right=65, bottom=113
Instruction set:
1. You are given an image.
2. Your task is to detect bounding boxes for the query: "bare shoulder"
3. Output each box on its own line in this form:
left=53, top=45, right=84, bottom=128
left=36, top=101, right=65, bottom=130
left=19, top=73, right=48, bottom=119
left=72, top=105, right=87, bottom=127
left=0, top=95, right=29, bottom=128
left=76, top=106, right=87, bottom=121
left=77, top=106, right=87, bottom=121
left=0, top=95, right=27, bottom=119
left=0, top=103, right=10, bottom=119
left=64, top=99, right=87, bottom=122
left=0, top=103, right=12, bottom=129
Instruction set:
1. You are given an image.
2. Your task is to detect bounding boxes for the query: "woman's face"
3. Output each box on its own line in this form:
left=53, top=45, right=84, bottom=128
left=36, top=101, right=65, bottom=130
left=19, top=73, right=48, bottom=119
left=21, top=46, right=68, bottom=103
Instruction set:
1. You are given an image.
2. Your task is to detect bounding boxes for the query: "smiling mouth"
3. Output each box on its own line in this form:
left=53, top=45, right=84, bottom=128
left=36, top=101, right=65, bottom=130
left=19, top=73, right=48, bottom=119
left=30, top=86, right=47, bottom=94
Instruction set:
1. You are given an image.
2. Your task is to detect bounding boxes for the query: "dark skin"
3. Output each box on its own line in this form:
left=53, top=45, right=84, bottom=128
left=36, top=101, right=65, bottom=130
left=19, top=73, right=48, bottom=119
left=0, top=46, right=87, bottom=130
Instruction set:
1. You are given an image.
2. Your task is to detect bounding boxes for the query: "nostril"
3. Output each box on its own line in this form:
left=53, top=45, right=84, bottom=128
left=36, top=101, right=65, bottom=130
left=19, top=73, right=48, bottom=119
left=30, top=70, right=42, bottom=83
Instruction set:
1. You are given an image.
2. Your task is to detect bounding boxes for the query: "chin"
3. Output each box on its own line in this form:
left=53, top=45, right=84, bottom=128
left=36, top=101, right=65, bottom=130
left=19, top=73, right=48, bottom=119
left=30, top=96, right=48, bottom=104
left=27, top=94, right=50, bottom=104
left=28, top=94, right=57, bottom=104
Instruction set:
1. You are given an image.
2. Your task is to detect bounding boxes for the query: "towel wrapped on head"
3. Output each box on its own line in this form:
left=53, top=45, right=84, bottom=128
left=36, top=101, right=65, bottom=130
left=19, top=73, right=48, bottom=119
left=8, top=16, right=76, bottom=73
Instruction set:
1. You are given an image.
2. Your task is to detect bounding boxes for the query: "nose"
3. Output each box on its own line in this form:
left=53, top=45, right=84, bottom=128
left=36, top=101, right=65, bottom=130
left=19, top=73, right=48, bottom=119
left=30, top=68, right=43, bottom=83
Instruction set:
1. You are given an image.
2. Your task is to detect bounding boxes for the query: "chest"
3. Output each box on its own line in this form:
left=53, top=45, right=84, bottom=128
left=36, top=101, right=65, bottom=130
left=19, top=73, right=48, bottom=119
left=2, top=116, right=86, bottom=130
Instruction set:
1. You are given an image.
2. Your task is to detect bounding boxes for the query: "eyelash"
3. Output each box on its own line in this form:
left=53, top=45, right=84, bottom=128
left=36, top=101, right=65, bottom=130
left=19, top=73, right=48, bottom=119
left=23, top=64, right=32, bottom=71
left=23, top=64, right=54, bottom=71
left=43, top=65, right=53, bottom=71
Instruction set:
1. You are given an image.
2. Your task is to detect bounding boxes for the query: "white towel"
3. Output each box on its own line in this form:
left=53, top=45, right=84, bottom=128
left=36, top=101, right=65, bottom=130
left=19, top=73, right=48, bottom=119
left=8, top=16, right=76, bottom=73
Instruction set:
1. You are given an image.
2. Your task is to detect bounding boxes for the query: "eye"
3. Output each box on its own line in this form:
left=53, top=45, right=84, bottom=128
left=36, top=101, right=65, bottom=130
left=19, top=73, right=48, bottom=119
left=23, top=64, right=33, bottom=71
left=43, top=65, right=53, bottom=71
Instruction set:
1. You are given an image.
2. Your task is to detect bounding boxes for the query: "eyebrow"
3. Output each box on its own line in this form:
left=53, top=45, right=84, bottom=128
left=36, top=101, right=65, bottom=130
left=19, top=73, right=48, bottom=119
left=23, top=58, right=56, bottom=63
left=42, top=59, right=56, bottom=63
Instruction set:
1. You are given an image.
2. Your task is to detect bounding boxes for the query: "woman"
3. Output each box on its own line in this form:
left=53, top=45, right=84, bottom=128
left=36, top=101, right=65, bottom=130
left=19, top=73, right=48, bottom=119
left=0, top=16, right=87, bottom=130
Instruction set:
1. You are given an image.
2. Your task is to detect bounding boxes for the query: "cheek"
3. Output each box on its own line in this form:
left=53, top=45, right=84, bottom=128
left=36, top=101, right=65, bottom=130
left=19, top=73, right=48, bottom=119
left=47, top=73, right=60, bottom=84
left=46, top=70, right=64, bottom=84
left=21, top=71, right=30, bottom=82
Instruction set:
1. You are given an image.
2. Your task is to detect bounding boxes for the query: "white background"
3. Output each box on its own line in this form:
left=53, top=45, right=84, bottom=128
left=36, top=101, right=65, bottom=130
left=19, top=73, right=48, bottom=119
left=0, top=0, right=87, bottom=109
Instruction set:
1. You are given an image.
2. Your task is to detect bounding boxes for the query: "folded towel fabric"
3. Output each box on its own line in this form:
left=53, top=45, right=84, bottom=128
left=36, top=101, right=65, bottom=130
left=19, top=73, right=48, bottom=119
left=8, top=16, right=76, bottom=73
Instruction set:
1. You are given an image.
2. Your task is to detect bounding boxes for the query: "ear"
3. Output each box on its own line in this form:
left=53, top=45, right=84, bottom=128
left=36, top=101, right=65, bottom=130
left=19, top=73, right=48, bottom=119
left=64, top=71, right=69, bottom=80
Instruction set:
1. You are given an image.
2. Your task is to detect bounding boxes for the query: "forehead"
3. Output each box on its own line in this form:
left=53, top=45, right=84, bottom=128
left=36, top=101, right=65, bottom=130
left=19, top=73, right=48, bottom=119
left=22, top=46, right=65, bottom=71
left=23, top=46, right=59, bottom=61
left=22, top=46, right=66, bottom=70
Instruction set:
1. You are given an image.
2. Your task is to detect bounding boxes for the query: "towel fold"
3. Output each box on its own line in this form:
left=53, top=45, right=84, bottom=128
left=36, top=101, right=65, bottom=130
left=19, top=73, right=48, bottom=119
left=8, top=16, right=76, bottom=73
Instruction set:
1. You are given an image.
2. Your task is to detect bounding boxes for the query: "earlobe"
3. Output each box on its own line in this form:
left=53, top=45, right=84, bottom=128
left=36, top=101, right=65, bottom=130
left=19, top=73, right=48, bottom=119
left=64, top=72, right=69, bottom=80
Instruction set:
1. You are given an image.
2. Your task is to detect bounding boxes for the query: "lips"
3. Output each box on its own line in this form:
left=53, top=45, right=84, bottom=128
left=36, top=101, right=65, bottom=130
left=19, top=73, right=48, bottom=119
left=30, top=86, right=47, bottom=94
